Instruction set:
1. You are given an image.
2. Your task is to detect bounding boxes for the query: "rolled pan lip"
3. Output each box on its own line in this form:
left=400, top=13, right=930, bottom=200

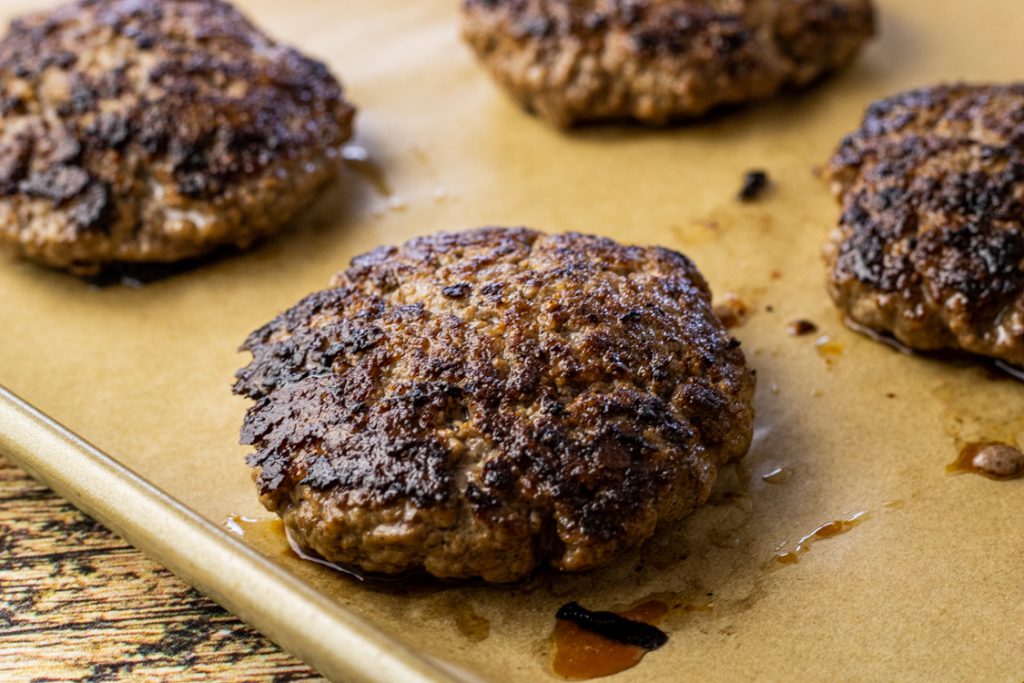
left=0, top=384, right=459, bottom=683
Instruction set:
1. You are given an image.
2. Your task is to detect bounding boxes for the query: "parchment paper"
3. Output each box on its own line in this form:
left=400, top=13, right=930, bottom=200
left=2, top=0, right=1022, bottom=680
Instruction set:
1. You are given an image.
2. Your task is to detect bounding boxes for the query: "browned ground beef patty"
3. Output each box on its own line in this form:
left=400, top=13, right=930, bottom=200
left=0, top=0, right=354, bottom=275
left=461, top=0, right=874, bottom=127
left=824, top=84, right=1024, bottom=367
left=234, top=227, right=756, bottom=582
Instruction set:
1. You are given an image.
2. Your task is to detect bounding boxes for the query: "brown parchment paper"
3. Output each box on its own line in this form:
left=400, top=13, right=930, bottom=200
left=2, top=0, right=1023, bottom=680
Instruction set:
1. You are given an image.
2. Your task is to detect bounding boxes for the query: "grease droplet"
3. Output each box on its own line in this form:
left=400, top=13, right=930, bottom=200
left=948, top=442, right=1024, bottom=480
left=713, top=294, right=750, bottom=329
left=815, top=335, right=844, bottom=364
left=772, top=512, right=867, bottom=566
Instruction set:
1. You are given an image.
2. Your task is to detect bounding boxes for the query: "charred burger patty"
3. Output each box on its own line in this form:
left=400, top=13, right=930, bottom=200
left=824, top=84, right=1024, bottom=367
left=234, top=227, right=755, bottom=582
left=0, top=0, right=355, bottom=275
left=462, top=0, right=875, bottom=127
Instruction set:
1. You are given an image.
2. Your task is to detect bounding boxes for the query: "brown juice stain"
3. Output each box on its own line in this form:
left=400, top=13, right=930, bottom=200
left=671, top=217, right=721, bottom=246
left=432, top=592, right=492, bottom=643
left=678, top=601, right=715, bottom=613
left=947, top=442, right=1024, bottom=481
left=655, top=580, right=768, bottom=631
left=706, top=462, right=753, bottom=507
left=410, top=145, right=435, bottom=170
left=453, top=603, right=491, bottom=643
left=708, top=528, right=741, bottom=549
left=552, top=601, right=668, bottom=681
left=645, top=588, right=717, bottom=616
left=933, top=378, right=1024, bottom=478
left=713, top=294, right=750, bottom=330
left=772, top=512, right=867, bottom=566
left=814, top=335, right=844, bottom=365
left=634, top=586, right=721, bottom=630
left=708, top=490, right=753, bottom=512
left=638, top=535, right=690, bottom=572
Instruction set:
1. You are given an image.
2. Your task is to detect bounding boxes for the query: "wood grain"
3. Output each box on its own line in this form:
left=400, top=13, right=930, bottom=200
left=0, top=455, right=324, bottom=682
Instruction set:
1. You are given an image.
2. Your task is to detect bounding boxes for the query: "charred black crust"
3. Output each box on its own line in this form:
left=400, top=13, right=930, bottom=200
left=234, top=227, right=755, bottom=563
left=0, top=0, right=354, bottom=260
left=0, top=0, right=348, bottom=200
left=738, top=169, right=770, bottom=202
left=556, top=601, right=668, bottom=650
left=465, top=1, right=755, bottom=51
left=465, top=0, right=873, bottom=55
left=825, top=84, right=1024, bottom=364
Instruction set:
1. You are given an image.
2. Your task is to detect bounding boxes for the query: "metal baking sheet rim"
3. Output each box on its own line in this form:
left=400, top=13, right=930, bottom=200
left=0, top=385, right=459, bottom=683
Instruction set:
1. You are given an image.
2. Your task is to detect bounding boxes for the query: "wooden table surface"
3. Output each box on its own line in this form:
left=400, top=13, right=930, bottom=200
left=0, top=455, right=325, bottom=682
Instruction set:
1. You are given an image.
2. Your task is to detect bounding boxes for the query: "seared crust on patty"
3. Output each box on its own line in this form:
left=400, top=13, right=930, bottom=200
left=234, top=227, right=755, bottom=582
left=461, top=0, right=874, bottom=127
left=0, top=0, right=354, bottom=275
left=824, top=84, right=1024, bottom=367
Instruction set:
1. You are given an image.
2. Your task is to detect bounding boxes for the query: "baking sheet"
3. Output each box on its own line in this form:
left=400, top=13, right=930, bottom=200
left=2, top=0, right=1023, bottom=681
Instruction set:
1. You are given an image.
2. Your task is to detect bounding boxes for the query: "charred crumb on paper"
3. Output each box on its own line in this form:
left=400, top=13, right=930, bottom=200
left=738, top=170, right=770, bottom=202
left=787, top=319, right=818, bottom=336
left=714, top=294, right=750, bottom=329
left=555, top=602, right=668, bottom=650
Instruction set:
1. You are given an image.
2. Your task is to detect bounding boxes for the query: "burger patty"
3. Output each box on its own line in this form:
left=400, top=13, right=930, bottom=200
left=824, top=84, right=1024, bottom=367
left=0, top=0, right=355, bottom=275
left=234, top=227, right=756, bottom=582
left=461, top=0, right=874, bottom=127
